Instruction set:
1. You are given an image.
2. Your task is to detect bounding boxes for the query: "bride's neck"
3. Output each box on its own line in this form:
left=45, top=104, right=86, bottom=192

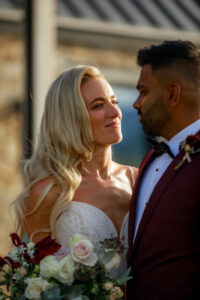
left=83, top=146, right=112, bottom=180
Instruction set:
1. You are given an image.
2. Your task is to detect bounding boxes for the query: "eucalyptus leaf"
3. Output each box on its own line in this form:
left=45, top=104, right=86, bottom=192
left=61, top=285, right=84, bottom=298
left=94, top=293, right=110, bottom=300
left=18, top=295, right=27, bottom=300
left=41, top=286, right=61, bottom=300
left=0, top=281, right=8, bottom=286
left=22, top=232, right=30, bottom=243
left=71, top=296, right=89, bottom=300
left=115, top=266, right=132, bottom=285
left=101, top=250, right=116, bottom=264
left=10, top=286, right=19, bottom=297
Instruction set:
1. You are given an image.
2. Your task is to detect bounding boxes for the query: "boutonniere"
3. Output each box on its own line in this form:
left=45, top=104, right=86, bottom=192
left=175, top=132, right=200, bottom=170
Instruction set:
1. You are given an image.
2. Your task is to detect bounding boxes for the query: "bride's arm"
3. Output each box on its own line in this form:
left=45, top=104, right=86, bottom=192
left=22, top=178, right=60, bottom=243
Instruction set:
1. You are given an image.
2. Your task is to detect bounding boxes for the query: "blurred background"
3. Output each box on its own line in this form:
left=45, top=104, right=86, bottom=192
left=0, top=0, right=199, bottom=256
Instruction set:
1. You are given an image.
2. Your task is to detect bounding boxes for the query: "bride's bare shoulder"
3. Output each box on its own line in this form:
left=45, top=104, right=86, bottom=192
left=129, top=165, right=138, bottom=178
left=25, top=178, right=61, bottom=213
left=112, top=161, right=138, bottom=186
left=113, top=161, right=138, bottom=175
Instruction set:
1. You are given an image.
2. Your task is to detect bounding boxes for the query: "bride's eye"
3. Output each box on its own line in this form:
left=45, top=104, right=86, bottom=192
left=92, top=103, right=103, bottom=109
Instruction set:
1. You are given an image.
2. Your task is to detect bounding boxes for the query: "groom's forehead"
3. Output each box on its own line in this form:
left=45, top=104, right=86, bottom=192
left=137, top=65, right=159, bottom=88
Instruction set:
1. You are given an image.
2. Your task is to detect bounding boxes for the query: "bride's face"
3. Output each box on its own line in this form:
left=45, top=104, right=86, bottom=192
left=81, top=77, right=122, bottom=146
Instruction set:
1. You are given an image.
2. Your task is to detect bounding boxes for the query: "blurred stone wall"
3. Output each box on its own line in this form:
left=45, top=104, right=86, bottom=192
left=0, top=33, right=24, bottom=256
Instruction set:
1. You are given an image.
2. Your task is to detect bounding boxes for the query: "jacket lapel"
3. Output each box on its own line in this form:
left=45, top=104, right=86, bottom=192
left=127, top=129, right=200, bottom=263
left=129, top=152, right=184, bottom=257
left=127, top=150, right=156, bottom=253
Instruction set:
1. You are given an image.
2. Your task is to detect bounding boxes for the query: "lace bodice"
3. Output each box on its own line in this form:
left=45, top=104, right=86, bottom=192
left=55, top=201, right=129, bottom=278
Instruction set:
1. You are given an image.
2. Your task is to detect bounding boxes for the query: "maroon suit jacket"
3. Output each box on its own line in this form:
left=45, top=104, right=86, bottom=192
left=126, top=134, right=200, bottom=300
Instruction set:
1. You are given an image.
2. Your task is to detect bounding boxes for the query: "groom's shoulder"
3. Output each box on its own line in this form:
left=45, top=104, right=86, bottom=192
left=173, top=154, right=200, bottom=191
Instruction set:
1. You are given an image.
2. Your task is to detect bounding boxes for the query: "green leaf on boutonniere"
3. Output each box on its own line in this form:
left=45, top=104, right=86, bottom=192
left=175, top=132, right=200, bottom=170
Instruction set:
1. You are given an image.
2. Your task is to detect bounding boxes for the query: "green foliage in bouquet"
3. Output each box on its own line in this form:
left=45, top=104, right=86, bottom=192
left=0, top=233, right=131, bottom=300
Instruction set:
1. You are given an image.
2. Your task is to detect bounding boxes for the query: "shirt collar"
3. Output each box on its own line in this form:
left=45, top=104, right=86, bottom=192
left=167, top=119, right=200, bottom=157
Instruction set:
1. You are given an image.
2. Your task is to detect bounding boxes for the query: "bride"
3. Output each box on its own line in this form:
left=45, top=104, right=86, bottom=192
left=13, top=65, right=138, bottom=278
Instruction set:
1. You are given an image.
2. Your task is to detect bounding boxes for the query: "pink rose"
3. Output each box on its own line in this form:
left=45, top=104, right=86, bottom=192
left=70, top=234, right=98, bottom=267
left=55, top=246, right=69, bottom=261
left=109, top=286, right=124, bottom=300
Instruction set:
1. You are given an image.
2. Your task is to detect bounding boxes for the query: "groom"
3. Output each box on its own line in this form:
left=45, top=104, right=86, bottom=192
left=127, top=40, right=200, bottom=299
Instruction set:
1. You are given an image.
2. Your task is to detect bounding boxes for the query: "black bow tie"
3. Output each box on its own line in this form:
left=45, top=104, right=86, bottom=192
left=146, top=137, right=175, bottom=159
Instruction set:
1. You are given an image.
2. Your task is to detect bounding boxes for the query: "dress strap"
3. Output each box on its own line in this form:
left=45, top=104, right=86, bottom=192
left=30, top=228, right=51, bottom=242
left=128, top=166, right=135, bottom=187
left=25, top=181, right=55, bottom=216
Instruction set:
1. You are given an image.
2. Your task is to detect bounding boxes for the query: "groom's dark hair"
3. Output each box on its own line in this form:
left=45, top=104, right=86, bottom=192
left=137, top=40, right=200, bottom=83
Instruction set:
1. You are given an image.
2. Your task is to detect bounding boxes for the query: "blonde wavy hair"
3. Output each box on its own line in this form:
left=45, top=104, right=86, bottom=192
left=13, top=65, right=102, bottom=238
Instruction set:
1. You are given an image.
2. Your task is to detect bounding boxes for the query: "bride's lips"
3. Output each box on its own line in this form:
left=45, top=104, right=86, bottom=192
left=105, top=121, right=120, bottom=128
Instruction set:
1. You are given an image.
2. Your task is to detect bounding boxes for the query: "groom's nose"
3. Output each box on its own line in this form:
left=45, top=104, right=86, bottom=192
left=133, top=97, right=140, bottom=110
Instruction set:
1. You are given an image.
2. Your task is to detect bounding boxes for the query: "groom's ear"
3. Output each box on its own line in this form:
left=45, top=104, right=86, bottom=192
left=166, top=82, right=181, bottom=108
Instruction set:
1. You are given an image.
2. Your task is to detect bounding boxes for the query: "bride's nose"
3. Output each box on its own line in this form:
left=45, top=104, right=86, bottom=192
left=107, top=102, right=122, bottom=119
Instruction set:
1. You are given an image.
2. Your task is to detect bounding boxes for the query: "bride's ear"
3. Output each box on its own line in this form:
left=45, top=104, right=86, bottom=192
left=166, top=83, right=181, bottom=108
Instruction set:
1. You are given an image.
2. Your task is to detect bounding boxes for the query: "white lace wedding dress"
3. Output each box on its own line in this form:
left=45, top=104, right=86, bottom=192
left=55, top=201, right=129, bottom=279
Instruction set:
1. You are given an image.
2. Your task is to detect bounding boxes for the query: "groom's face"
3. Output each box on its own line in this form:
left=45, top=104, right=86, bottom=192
left=133, top=64, right=171, bottom=137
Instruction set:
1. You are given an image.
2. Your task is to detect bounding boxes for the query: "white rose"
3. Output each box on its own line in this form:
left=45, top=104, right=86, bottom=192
left=27, top=242, right=35, bottom=258
left=24, top=277, right=50, bottom=300
left=40, top=255, right=59, bottom=279
left=70, top=234, right=98, bottom=267
left=105, top=253, right=121, bottom=271
left=8, top=246, right=18, bottom=261
left=70, top=233, right=87, bottom=246
left=55, top=246, right=69, bottom=261
left=57, top=254, right=75, bottom=285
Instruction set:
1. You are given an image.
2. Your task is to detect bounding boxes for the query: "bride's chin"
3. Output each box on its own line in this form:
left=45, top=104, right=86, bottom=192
left=94, top=133, right=123, bottom=147
left=111, top=134, right=123, bottom=145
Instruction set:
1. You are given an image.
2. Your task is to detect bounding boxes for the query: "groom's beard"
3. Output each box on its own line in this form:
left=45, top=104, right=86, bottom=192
left=137, top=96, right=171, bottom=137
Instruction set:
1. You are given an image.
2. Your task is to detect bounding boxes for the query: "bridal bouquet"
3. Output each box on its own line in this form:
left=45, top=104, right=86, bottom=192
left=0, top=233, right=131, bottom=300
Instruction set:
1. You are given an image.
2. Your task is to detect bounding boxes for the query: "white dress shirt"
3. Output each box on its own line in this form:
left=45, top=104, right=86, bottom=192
left=133, top=119, right=200, bottom=241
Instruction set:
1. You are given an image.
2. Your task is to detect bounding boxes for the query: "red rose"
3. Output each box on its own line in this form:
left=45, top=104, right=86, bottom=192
left=186, top=132, right=200, bottom=151
left=0, top=257, right=6, bottom=268
left=10, top=233, right=24, bottom=247
left=33, top=236, right=61, bottom=264
left=4, top=256, right=21, bottom=269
